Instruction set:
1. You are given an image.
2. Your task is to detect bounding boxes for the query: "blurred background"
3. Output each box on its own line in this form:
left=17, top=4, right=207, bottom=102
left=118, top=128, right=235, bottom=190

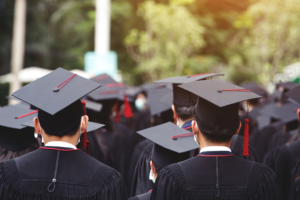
left=1, top=0, right=300, bottom=106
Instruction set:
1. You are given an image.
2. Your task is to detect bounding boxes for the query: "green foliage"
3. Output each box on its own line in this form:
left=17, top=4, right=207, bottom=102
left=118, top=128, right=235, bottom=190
left=124, top=0, right=205, bottom=82
left=229, top=0, right=300, bottom=86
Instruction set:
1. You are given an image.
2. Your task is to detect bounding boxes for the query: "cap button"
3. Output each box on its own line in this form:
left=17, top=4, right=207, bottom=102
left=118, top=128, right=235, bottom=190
left=53, top=87, right=59, bottom=92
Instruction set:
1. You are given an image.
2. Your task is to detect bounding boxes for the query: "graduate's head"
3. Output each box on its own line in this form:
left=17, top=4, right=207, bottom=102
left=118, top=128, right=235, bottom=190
left=33, top=100, right=89, bottom=145
left=11, top=68, right=102, bottom=147
left=137, top=122, right=199, bottom=182
left=179, top=80, right=260, bottom=151
left=155, top=73, right=224, bottom=126
left=172, top=103, right=194, bottom=122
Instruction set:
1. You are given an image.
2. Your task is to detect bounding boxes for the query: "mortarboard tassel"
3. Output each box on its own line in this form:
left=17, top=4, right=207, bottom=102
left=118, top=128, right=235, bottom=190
left=124, top=93, right=133, bottom=118
left=243, top=102, right=250, bottom=157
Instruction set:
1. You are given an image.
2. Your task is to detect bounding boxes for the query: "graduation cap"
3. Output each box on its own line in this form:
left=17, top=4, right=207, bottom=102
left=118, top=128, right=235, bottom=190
left=11, top=68, right=102, bottom=153
left=137, top=122, right=198, bottom=169
left=91, top=73, right=116, bottom=84
left=179, top=79, right=261, bottom=156
left=147, top=85, right=173, bottom=116
left=276, top=82, right=298, bottom=92
left=0, top=105, right=37, bottom=152
left=84, top=100, right=103, bottom=112
left=155, top=73, right=224, bottom=107
left=241, top=82, right=268, bottom=97
left=286, top=85, right=300, bottom=106
left=261, top=103, right=298, bottom=124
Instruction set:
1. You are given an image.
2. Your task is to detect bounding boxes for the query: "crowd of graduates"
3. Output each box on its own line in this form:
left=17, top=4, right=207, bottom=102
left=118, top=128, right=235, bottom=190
left=0, top=68, right=300, bottom=199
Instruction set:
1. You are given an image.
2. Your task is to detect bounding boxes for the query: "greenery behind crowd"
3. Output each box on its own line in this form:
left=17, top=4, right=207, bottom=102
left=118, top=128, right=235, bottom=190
left=0, top=0, right=300, bottom=91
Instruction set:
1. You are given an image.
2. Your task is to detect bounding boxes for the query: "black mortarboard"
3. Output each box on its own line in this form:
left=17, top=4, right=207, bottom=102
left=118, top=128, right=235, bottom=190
left=261, top=102, right=298, bottom=124
left=91, top=73, right=116, bottom=85
left=84, top=100, right=103, bottom=112
left=241, top=82, right=268, bottom=97
left=137, top=122, right=198, bottom=169
left=87, top=82, right=125, bottom=101
left=179, top=79, right=261, bottom=156
left=256, top=115, right=271, bottom=130
left=155, top=73, right=224, bottom=107
left=11, top=68, right=101, bottom=138
left=276, top=82, right=298, bottom=92
left=124, top=86, right=145, bottom=102
left=286, top=85, right=300, bottom=106
left=146, top=85, right=173, bottom=116
left=269, top=90, right=283, bottom=102
left=0, top=105, right=37, bottom=151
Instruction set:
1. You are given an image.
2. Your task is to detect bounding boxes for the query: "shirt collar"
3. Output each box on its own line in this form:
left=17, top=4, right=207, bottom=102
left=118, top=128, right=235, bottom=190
left=200, top=146, right=231, bottom=153
left=181, top=120, right=193, bottom=129
left=45, top=141, right=77, bottom=149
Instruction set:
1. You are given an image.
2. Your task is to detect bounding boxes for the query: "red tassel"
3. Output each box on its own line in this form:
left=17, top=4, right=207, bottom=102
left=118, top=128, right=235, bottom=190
left=243, top=118, right=249, bottom=156
left=114, top=101, right=121, bottom=122
left=123, top=94, right=133, bottom=118
left=243, top=102, right=250, bottom=156
left=86, top=140, right=91, bottom=155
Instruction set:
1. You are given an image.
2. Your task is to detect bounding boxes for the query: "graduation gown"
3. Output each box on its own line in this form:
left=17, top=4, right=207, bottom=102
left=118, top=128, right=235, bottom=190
left=250, top=122, right=283, bottom=163
left=130, top=121, right=257, bottom=196
left=151, top=151, right=282, bottom=200
left=128, top=191, right=151, bottom=200
left=263, top=140, right=300, bottom=199
left=0, top=147, right=127, bottom=200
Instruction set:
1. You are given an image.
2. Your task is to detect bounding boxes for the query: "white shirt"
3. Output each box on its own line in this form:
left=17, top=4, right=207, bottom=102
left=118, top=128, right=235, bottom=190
left=45, top=141, right=77, bottom=149
left=200, top=146, right=231, bottom=153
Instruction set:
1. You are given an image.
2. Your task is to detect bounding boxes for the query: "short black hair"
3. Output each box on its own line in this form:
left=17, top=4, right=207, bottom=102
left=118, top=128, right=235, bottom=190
left=193, top=108, right=239, bottom=143
left=174, top=103, right=194, bottom=121
left=44, top=119, right=81, bottom=136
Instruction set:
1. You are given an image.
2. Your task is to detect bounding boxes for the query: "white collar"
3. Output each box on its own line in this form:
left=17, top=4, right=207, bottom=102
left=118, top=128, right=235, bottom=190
left=200, top=146, right=231, bottom=153
left=45, top=141, right=77, bottom=149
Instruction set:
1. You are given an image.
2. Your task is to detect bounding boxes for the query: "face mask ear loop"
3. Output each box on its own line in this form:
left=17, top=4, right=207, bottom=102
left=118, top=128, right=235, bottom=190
left=77, top=117, right=83, bottom=145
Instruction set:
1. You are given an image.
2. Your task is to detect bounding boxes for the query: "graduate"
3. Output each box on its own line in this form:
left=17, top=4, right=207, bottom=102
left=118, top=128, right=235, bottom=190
left=157, top=74, right=258, bottom=161
left=130, top=84, right=173, bottom=196
left=129, top=122, right=199, bottom=200
left=0, top=68, right=127, bottom=199
left=150, top=79, right=281, bottom=200
left=263, top=85, right=300, bottom=199
left=87, top=74, right=133, bottom=180
left=0, top=105, right=40, bottom=162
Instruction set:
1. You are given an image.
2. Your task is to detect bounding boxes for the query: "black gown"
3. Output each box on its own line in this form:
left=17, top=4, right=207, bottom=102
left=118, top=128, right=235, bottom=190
left=151, top=152, right=281, bottom=200
left=0, top=147, right=127, bottom=199
left=263, top=140, right=300, bottom=199
left=130, top=134, right=257, bottom=197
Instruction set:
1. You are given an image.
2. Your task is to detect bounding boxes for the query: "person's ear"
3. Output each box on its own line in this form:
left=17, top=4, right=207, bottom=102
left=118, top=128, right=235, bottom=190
left=192, top=120, right=198, bottom=136
left=171, top=104, right=178, bottom=119
left=150, top=160, right=157, bottom=176
left=234, top=121, right=242, bottom=135
left=33, top=117, right=42, bottom=134
left=80, top=115, right=89, bottom=133
left=297, top=108, right=300, bottom=122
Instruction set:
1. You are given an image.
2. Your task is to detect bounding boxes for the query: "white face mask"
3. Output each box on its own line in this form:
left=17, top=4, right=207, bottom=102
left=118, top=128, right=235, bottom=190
left=176, top=118, right=180, bottom=127
left=135, top=98, right=146, bottom=111
left=194, top=134, right=200, bottom=145
left=149, top=169, right=156, bottom=183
